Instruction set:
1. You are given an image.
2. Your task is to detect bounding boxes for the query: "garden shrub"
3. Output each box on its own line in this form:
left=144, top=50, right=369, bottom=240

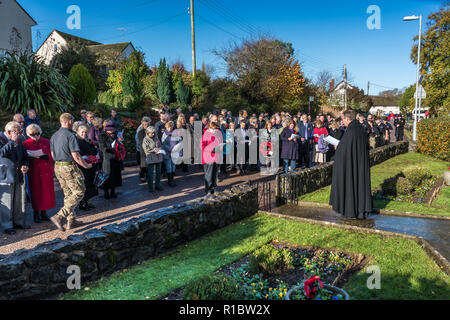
left=402, top=166, right=432, bottom=187
left=182, top=275, right=244, bottom=300
left=396, top=177, right=414, bottom=196
left=417, top=117, right=450, bottom=161
left=248, top=244, right=294, bottom=276
left=68, top=64, right=97, bottom=105
left=0, top=52, right=73, bottom=117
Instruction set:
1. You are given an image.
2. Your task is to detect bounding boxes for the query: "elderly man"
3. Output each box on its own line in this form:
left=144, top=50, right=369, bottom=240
left=155, top=113, right=169, bottom=142
left=0, top=122, right=30, bottom=235
left=329, top=110, right=372, bottom=220
left=13, top=114, right=27, bottom=141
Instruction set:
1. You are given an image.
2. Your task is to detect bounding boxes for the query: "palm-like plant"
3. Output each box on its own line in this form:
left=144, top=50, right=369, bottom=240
left=0, top=51, right=74, bottom=117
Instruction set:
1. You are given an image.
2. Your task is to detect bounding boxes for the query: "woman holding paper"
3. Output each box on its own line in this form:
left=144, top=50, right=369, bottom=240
left=280, top=120, right=299, bottom=173
left=23, top=124, right=55, bottom=223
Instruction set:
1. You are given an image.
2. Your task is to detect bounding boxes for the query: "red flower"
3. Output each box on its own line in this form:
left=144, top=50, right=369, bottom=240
left=304, top=276, right=324, bottom=299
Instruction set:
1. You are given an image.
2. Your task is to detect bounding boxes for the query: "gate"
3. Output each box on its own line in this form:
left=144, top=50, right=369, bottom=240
left=248, top=179, right=276, bottom=211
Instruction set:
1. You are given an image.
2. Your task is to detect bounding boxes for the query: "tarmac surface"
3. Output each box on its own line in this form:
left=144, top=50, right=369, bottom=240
left=0, top=166, right=268, bottom=255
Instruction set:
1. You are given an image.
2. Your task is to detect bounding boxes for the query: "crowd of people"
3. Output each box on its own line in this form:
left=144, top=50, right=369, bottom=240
left=0, top=109, right=125, bottom=235
left=0, top=105, right=406, bottom=235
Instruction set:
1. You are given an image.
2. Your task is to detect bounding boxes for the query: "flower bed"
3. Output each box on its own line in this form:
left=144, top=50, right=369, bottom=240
left=373, top=164, right=446, bottom=204
left=374, top=176, right=439, bottom=204
left=162, top=239, right=368, bottom=301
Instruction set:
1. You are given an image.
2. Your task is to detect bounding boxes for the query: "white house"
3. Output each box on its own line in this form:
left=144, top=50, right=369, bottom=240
left=0, top=0, right=37, bottom=57
left=369, top=106, right=400, bottom=116
left=35, top=29, right=101, bottom=65
left=35, top=29, right=135, bottom=66
left=329, top=80, right=354, bottom=108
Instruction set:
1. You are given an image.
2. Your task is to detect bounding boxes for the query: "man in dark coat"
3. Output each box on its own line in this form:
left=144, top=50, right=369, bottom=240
left=0, top=122, right=30, bottom=235
left=394, top=114, right=406, bottom=142
left=329, top=110, right=372, bottom=219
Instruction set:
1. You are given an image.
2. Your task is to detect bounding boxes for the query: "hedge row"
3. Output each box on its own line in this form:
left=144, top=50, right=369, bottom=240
left=417, top=117, right=450, bottom=161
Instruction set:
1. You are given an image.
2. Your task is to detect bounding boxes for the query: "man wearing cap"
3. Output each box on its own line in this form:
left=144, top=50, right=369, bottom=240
left=50, top=113, right=92, bottom=231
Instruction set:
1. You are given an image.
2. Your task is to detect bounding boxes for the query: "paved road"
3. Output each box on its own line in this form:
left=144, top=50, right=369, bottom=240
left=0, top=166, right=270, bottom=255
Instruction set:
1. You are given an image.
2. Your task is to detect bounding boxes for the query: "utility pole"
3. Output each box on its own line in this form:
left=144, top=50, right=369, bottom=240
left=344, top=64, right=348, bottom=109
left=190, top=0, right=197, bottom=77
left=367, top=81, right=370, bottom=96
left=403, top=14, right=422, bottom=141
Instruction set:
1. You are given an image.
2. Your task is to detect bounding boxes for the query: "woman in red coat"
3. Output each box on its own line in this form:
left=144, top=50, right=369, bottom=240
left=201, top=121, right=222, bottom=196
left=23, top=124, right=56, bottom=223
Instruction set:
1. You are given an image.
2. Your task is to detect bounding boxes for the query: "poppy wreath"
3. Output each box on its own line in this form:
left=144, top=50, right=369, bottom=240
left=259, top=141, right=272, bottom=157
left=85, top=155, right=100, bottom=165
left=304, top=276, right=324, bottom=299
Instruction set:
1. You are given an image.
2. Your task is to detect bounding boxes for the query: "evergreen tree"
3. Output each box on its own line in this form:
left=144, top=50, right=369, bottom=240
left=157, top=58, right=173, bottom=105
left=122, top=51, right=148, bottom=110
left=177, top=77, right=191, bottom=106
left=68, top=63, right=97, bottom=105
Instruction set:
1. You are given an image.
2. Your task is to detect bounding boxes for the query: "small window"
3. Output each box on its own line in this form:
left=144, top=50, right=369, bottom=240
left=54, top=44, right=58, bottom=52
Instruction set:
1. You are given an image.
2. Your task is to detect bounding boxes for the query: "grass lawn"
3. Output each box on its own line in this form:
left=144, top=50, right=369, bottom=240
left=299, top=153, right=450, bottom=217
left=62, top=213, right=450, bottom=300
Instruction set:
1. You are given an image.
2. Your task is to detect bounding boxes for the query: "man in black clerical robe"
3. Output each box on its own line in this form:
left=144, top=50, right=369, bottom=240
left=329, top=110, right=372, bottom=219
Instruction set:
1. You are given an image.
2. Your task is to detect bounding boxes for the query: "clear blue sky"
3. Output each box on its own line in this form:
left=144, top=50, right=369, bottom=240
left=21, top=0, right=443, bottom=95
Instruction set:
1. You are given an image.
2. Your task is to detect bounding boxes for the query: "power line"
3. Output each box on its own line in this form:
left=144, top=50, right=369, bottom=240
left=197, top=14, right=240, bottom=39
left=96, top=12, right=186, bottom=42
left=199, top=0, right=255, bottom=35
left=370, top=82, right=397, bottom=90
left=197, top=0, right=255, bottom=36
left=207, top=0, right=259, bottom=34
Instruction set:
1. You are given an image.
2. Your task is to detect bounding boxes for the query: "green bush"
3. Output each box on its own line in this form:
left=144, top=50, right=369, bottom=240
left=182, top=275, right=244, bottom=300
left=0, top=51, right=73, bottom=117
left=248, top=244, right=294, bottom=276
left=417, top=117, right=450, bottom=161
left=402, top=166, right=432, bottom=187
left=68, top=64, right=97, bottom=105
left=98, top=90, right=125, bottom=108
left=396, top=177, right=414, bottom=196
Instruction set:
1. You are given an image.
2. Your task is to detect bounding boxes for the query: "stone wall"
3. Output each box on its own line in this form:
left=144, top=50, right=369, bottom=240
left=0, top=184, right=258, bottom=300
left=276, top=141, right=409, bottom=204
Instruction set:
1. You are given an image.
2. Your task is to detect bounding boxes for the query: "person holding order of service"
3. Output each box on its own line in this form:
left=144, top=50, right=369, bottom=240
left=329, top=109, right=372, bottom=220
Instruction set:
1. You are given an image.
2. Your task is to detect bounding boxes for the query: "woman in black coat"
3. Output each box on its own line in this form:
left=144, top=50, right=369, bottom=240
left=327, top=120, right=343, bottom=161
left=98, top=122, right=123, bottom=199
left=280, top=120, right=299, bottom=173
left=76, top=124, right=99, bottom=210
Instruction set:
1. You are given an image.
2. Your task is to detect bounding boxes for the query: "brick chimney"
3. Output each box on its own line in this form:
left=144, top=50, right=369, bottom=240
left=329, top=77, right=335, bottom=92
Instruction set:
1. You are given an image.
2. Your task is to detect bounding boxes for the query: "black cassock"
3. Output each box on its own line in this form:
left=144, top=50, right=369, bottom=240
left=329, top=120, right=372, bottom=219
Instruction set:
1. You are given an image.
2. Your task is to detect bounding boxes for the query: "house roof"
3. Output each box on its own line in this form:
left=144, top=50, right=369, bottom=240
left=87, top=42, right=134, bottom=58
left=14, top=0, right=37, bottom=25
left=333, top=80, right=354, bottom=91
left=54, top=30, right=102, bottom=46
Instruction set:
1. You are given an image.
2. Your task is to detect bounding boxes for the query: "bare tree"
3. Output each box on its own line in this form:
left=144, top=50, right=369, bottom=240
left=315, top=70, right=333, bottom=92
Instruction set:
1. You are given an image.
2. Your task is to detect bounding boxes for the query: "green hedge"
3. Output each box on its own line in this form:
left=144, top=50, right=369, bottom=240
left=417, top=117, right=450, bottom=161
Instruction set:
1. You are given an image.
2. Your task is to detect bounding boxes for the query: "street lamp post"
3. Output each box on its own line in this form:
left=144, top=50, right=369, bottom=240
left=403, top=14, right=422, bottom=142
